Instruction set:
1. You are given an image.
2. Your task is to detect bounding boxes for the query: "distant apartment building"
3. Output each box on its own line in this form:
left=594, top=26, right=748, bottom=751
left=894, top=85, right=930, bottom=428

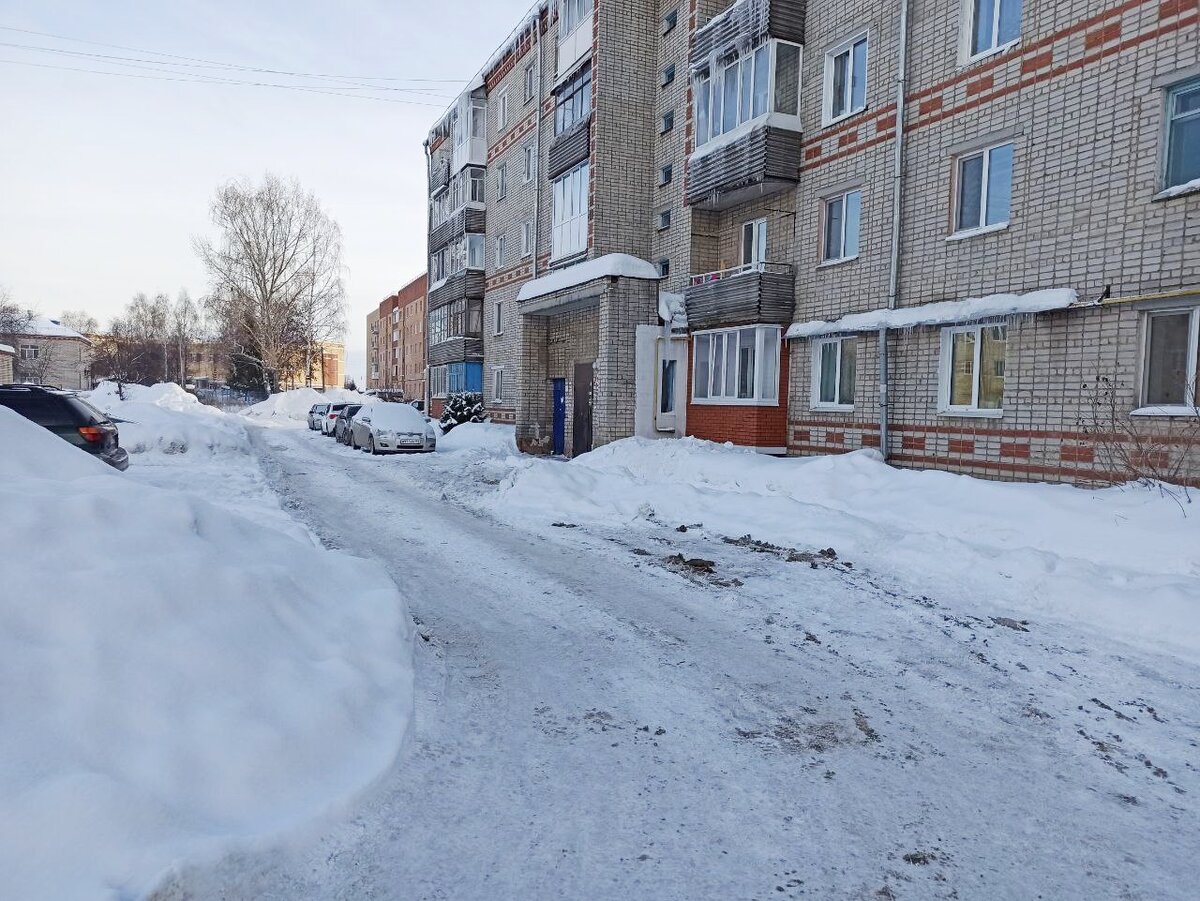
left=423, top=0, right=1199, bottom=483
left=9, top=317, right=93, bottom=389
left=367, top=273, right=427, bottom=402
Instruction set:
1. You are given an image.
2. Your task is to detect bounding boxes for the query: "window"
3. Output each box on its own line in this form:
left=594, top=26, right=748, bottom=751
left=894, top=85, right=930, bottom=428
left=19, top=344, right=38, bottom=361
left=825, top=33, right=868, bottom=123
left=661, top=110, right=675, bottom=133
left=429, top=299, right=484, bottom=346
left=524, top=63, right=536, bottom=102
left=822, top=190, right=862, bottom=262
left=560, top=0, right=593, bottom=36
left=663, top=8, right=678, bottom=34
left=554, top=63, right=592, bottom=135
left=939, top=324, right=1007, bottom=413
left=468, top=167, right=485, bottom=204
left=496, top=162, right=508, bottom=201
left=658, top=209, right=672, bottom=230
left=1140, top=308, right=1199, bottom=411
left=955, top=142, right=1013, bottom=233
left=524, top=143, right=536, bottom=182
left=495, top=234, right=507, bottom=268
left=812, top=338, right=857, bottom=409
left=692, top=326, right=781, bottom=404
left=694, top=41, right=791, bottom=148
left=429, top=365, right=448, bottom=398
left=741, top=218, right=767, bottom=266
left=658, top=259, right=671, bottom=278
left=968, top=0, right=1022, bottom=58
left=522, top=220, right=534, bottom=257
left=551, top=161, right=590, bottom=259
left=1165, top=79, right=1200, bottom=190
left=496, top=87, right=509, bottom=130
left=662, top=64, right=676, bottom=87
left=659, top=358, right=677, bottom=414
left=447, top=361, right=483, bottom=394
left=494, top=300, right=505, bottom=336
left=467, top=233, right=485, bottom=269
left=659, top=163, right=673, bottom=186
left=492, top=368, right=506, bottom=403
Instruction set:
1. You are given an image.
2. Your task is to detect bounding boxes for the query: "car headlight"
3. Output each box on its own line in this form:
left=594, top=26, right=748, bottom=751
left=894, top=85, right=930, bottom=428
left=376, top=430, right=394, bottom=440
left=425, top=427, right=435, bottom=440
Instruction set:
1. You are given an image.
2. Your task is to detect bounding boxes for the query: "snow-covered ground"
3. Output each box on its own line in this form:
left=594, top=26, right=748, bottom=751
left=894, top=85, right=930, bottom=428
left=0, top=393, right=414, bottom=901
left=3, top=387, right=1198, bottom=899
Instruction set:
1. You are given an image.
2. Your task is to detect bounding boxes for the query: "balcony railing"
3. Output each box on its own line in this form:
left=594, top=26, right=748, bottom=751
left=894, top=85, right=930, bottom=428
left=686, top=126, right=802, bottom=210
left=684, top=261, right=795, bottom=330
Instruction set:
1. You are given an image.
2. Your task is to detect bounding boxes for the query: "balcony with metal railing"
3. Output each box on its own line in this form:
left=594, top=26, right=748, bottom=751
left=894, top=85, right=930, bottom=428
left=684, top=261, right=795, bottom=331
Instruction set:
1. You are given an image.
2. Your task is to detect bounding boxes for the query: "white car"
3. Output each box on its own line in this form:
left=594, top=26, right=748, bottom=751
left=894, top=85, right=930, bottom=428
left=321, top=403, right=348, bottom=435
left=350, top=402, right=437, bottom=455
left=307, top=403, right=328, bottom=430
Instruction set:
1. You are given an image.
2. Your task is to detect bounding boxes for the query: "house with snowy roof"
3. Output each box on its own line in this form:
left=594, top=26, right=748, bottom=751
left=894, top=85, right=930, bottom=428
left=0, top=343, right=14, bottom=383
left=9, top=317, right=94, bottom=390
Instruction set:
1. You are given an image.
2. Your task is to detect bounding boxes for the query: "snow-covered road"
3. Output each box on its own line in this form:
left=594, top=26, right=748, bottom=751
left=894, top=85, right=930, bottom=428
left=161, top=425, right=1199, bottom=901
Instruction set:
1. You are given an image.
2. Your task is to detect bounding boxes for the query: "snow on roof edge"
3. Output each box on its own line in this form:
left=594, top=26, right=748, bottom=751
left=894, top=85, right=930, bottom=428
left=0, top=343, right=14, bottom=355
left=785, top=289, right=1079, bottom=339
left=518, top=254, right=662, bottom=302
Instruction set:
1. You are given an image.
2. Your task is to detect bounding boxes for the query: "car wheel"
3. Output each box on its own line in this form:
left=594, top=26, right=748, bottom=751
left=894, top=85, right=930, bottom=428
left=368, top=436, right=379, bottom=456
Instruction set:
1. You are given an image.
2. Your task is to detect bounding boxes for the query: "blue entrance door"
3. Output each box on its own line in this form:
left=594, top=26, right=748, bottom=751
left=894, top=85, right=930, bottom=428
left=552, top=378, right=566, bottom=456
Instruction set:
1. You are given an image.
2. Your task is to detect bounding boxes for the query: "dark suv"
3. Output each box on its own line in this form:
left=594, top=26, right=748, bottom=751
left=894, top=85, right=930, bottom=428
left=0, top=384, right=130, bottom=471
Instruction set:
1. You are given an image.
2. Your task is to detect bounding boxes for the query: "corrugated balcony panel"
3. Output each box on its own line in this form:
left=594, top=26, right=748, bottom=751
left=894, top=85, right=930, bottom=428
left=547, top=114, right=592, bottom=180
left=429, top=158, right=451, bottom=195
left=684, top=266, right=795, bottom=331
left=428, top=270, right=485, bottom=311
left=691, top=0, right=804, bottom=67
left=429, top=207, right=486, bottom=253
left=685, top=126, right=801, bottom=211
left=428, top=337, right=484, bottom=367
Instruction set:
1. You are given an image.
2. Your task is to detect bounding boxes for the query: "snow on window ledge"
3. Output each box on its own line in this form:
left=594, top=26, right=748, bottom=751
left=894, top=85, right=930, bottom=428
left=1130, top=405, right=1200, bottom=418
left=817, top=254, right=860, bottom=270
left=937, top=407, right=1004, bottom=419
left=1152, top=179, right=1200, bottom=202
left=961, top=38, right=1020, bottom=68
left=812, top=403, right=855, bottom=413
left=946, top=221, right=1009, bottom=242
left=691, top=396, right=781, bottom=408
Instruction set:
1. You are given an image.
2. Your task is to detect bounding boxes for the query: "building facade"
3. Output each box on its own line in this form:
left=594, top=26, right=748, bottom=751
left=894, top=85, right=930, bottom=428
left=9, top=318, right=93, bottom=389
left=423, top=0, right=1199, bottom=482
left=0, top=343, right=14, bottom=383
left=367, top=274, right=428, bottom=401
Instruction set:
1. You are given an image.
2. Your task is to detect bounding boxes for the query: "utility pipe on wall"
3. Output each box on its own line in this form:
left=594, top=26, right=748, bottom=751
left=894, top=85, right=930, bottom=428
left=880, top=0, right=911, bottom=461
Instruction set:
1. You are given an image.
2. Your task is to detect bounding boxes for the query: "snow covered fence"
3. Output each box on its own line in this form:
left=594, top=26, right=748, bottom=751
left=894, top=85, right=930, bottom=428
left=0, top=407, right=414, bottom=900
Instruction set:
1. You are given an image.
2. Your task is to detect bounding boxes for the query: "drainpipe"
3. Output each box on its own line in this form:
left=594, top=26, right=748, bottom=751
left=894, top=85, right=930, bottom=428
left=424, top=138, right=433, bottom=413
left=532, top=9, right=544, bottom=279
left=879, top=0, right=911, bottom=461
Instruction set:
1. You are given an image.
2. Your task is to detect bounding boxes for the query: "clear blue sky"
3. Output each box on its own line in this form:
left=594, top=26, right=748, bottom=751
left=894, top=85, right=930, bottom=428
left=0, top=0, right=534, bottom=381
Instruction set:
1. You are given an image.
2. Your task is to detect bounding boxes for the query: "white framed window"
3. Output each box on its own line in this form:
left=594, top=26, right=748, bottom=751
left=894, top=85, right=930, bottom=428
left=524, top=143, right=536, bottom=182
left=468, top=167, right=486, bottom=204
left=954, top=142, right=1013, bottom=234
left=496, top=87, right=509, bottom=130
left=551, top=161, right=589, bottom=260
left=492, top=367, right=506, bottom=403
left=1165, top=78, right=1200, bottom=191
left=965, top=0, right=1022, bottom=60
left=811, top=338, right=857, bottom=410
left=1137, top=307, right=1199, bottom=414
left=824, top=32, right=868, bottom=125
left=695, top=40, right=801, bottom=149
left=19, top=344, right=38, bottom=360
left=554, top=63, right=592, bottom=135
left=822, top=190, right=862, bottom=262
left=521, top=220, right=534, bottom=257
left=524, top=63, right=536, bottom=102
left=741, top=218, right=767, bottom=266
left=496, top=162, right=508, bottom=201
left=495, top=234, right=507, bottom=268
left=467, top=233, right=485, bottom=269
left=938, top=323, right=1007, bottom=415
left=559, top=0, right=593, bottom=38
left=494, top=300, right=505, bottom=336
left=429, top=364, right=448, bottom=398
left=692, top=325, right=781, bottom=405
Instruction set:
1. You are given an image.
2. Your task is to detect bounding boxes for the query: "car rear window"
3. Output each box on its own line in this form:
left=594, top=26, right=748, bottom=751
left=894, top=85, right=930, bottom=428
left=0, top=392, right=81, bottom=427
left=330, top=403, right=347, bottom=411
left=65, top=397, right=107, bottom=425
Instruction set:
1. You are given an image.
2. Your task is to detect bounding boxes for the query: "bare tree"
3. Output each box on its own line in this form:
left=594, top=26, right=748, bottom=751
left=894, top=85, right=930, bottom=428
left=170, top=289, right=201, bottom=383
left=0, top=284, right=33, bottom=349
left=194, top=174, right=346, bottom=393
left=59, top=310, right=99, bottom=335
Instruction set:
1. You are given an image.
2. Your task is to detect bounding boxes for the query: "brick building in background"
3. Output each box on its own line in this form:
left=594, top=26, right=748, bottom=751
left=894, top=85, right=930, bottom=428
left=367, top=273, right=428, bottom=403
left=420, top=0, right=1199, bottom=482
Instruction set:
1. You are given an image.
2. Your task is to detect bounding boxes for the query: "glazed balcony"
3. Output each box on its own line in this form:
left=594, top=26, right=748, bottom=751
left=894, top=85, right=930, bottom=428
left=684, top=262, right=795, bottom=331
left=429, top=206, right=486, bottom=253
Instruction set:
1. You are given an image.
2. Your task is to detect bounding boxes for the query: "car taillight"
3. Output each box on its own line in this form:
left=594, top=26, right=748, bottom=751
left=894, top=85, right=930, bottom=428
left=329, top=413, right=338, bottom=419
left=78, top=426, right=105, bottom=443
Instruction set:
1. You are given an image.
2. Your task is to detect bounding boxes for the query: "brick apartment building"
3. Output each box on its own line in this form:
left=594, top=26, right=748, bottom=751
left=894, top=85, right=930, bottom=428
left=368, top=273, right=427, bottom=403
left=423, top=0, right=1199, bottom=483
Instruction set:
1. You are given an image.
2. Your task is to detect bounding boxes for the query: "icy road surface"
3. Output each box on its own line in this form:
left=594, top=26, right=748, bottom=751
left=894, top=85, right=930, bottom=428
left=159, top=426, right=1199, bottom=901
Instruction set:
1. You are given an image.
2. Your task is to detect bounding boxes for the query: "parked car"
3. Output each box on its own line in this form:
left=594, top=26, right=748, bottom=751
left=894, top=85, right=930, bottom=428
left=0, top=384, right=130, bottom=471
left=350, top=402, right=436, bottom=455
left=321, top=402, right=348, bottom=435
left=334, top=404, right=363, bottom=444
left=307, top=403, right=328, bottom=430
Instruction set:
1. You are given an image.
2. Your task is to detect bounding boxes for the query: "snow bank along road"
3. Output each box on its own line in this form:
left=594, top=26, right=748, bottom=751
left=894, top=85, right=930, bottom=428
left=161, top=425, right=1199, bottom=901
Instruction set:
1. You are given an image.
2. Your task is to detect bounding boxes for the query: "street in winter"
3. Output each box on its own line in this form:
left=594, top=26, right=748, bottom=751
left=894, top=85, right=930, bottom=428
left=1, top=0, right=1199, bottom=899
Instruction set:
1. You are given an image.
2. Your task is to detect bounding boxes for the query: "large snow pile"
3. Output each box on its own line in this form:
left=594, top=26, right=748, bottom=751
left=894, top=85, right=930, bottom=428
left=0, top=406, right=414, bottom=900
left=241, top=387, right=370, bottom=425
left=85, top=381, right=247, bottom=455
left=494, top=438, right=1200, bottom=658
left=438, top=422, right=518, bottom=455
